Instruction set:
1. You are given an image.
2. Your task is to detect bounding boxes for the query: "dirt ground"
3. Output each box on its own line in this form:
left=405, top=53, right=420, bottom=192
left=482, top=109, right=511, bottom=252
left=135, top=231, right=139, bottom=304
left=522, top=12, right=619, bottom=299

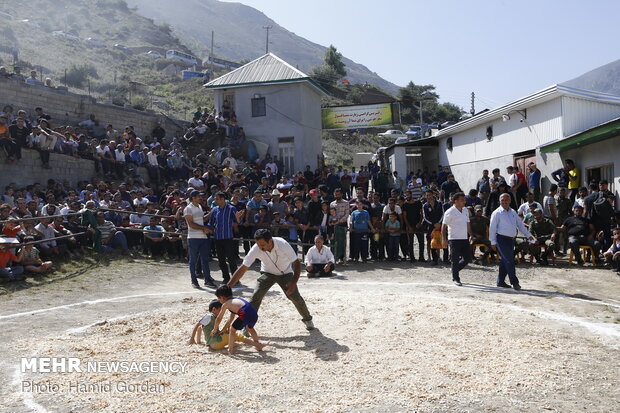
left=0, top=256, right=619, bottom=413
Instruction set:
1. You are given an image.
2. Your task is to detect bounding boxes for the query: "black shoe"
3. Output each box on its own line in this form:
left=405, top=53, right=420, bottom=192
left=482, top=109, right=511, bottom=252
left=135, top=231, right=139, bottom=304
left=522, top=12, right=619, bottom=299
left=496, top=282, right=511, bottom=288
left=191, top=282, right=200, bottom=289
left=512, top=283, right=522, bottom=290
left=204, top=280, right=217, bottom=289
left=577, top=260, right=584, bottom=266
left=222, top=278, right=231, bottom=284
left=431, top=261, right=438, bottom=266
left=453, top=279, right=463, bottom=286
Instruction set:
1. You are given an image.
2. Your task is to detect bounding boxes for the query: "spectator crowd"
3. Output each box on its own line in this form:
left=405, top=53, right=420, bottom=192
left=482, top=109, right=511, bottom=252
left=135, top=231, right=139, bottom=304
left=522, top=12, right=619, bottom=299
left=1, top=98, right=619, bottom=284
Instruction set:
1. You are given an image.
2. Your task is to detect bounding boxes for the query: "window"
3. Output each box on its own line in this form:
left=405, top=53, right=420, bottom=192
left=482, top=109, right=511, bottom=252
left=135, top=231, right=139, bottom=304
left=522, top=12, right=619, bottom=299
left=447, top=137, right=453, bottom=151
left=486, top=125, right=493, bottom=141
left=278, top=137, right=294, bottom=175
left=251, top=97, right=266, bottom=117
left=587, top=163, right=614, bottom=191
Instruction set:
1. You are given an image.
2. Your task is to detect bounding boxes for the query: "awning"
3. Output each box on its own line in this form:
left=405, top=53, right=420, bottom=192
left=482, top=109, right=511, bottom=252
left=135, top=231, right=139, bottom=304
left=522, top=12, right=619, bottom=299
left=540, top=117, right=620, bottom=153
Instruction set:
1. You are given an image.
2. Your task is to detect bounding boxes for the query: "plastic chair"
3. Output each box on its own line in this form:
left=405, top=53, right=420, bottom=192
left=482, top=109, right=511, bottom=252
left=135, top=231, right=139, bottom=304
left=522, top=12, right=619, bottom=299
left=568, top=246, right=596, bottom=265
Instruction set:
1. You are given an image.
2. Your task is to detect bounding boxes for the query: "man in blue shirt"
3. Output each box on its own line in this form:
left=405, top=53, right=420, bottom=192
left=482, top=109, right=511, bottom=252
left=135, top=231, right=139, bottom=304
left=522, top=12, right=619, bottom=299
left=528, top=162, right=542, bottom=203
left=209, top=192, right=241, bottom=284
left=144, top=216, right=165, bottom=257
left=489, top=193, right=536, bottom=290
left=349, top=200, right=374, bottom=262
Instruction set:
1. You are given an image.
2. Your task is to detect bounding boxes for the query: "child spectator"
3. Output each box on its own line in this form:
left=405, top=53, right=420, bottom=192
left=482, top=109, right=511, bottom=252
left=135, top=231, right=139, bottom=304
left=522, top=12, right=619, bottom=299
left=429, top=223, right=445, bottom=265
left=19, top=236, right=53, bottom=274
left=603, top=228, right=620, bottom=273
left=385, top=212, right=401, bottom=261
left=0, top=237, right=25, bottom=281
left=284, top=213, right=298, bottom=252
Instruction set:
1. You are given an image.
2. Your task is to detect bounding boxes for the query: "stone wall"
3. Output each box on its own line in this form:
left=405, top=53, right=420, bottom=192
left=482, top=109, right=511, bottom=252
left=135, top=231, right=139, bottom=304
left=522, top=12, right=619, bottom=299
left=0, top=77, right=186, bottom=137
left=0, top=149, right=149, bottom=189
left=0, top=149, right=96, bottom=189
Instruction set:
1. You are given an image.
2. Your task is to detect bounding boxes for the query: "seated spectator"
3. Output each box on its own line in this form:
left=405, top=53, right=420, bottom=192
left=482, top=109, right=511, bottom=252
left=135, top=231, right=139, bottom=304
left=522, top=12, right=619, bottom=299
left=19, top=236, right=53, bottom=273
left=559, top=205, right=600, bottom=265
left=143, top=216, right=165, bottom=257
left=603, top=228, right=620, bottom=273
left=0, top=236, right=25, bottom=281
left=25, top=70, right=42, bottom=85
left=34, top=218, right=61, bottom=257
left=305, top=235, right=335, bottom=277
left=95, top=212, right=130, bottom=254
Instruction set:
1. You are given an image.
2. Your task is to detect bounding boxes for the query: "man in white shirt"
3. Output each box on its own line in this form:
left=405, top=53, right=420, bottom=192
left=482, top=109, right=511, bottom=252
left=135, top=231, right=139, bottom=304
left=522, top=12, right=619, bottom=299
left=265, top=160, right=278, bottom=176
left=305, top=235, right=335, bottom=277
left=227, top=228, right=314, bottom=331
left=517, top=192, right=543, bottom=217
left=441, top=192, right=472, bottom=286
left=223, top=153, right=238, bottom=171
left=489, top=193, right=536, bottom=290
left=183, top=190, right=215, bottom=289
left=506, top=166, right=518, bottom=194
left=188, top=168, right=205, bottom=190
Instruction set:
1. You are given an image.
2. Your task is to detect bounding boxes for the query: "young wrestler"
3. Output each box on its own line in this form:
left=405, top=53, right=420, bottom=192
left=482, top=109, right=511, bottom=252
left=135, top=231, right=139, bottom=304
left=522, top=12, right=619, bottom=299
left=188, top=299, right=265, bottom=351
left=212, top=285, right=266, bottom=354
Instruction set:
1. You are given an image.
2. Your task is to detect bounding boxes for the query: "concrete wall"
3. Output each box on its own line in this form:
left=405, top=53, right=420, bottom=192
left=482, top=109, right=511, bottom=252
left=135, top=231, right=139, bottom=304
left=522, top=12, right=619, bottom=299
left=0, top=149, right=95, bottom=189
left=213, top=81, right=322, bottom=171
left=0, top=78, right=185, bottom=138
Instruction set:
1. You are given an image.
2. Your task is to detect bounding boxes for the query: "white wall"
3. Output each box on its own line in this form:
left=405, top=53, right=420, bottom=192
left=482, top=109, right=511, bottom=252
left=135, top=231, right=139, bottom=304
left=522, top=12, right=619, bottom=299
left=562, top=97, right=620, bottom=137
left=213, top=82, right=322, bottom=170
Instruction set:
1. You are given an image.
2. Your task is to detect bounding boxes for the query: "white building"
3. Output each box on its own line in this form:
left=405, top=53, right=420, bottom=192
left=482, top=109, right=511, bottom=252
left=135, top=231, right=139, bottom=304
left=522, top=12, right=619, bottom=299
left=435, top=84, right=620, bottom=201
left=204, top=53, right=327, bottom=173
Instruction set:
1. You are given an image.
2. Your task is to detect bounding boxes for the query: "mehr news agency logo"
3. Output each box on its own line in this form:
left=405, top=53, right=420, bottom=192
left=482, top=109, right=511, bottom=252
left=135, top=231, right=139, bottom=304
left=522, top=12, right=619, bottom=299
left=20, top=357, right=188, bottom=394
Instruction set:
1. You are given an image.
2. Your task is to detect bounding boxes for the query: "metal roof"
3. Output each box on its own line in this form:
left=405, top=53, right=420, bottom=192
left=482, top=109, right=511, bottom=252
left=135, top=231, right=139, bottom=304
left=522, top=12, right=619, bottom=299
left=204, top=53, right=328, bottom=95
left=436, top=84, right=620, bottom=137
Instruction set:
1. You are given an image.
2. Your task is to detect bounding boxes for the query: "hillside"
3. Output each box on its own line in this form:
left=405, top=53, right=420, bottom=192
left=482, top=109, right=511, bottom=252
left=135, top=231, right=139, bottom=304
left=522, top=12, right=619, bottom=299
left=562, top=58, right=620, bottom=96
left=125, top=0, right=400, bottom=95
left=0, top=0, right=214, bottom=119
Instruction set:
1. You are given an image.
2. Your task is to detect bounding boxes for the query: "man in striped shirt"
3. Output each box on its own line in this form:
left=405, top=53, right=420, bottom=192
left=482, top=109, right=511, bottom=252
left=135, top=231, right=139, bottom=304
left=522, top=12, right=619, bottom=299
left=209, top=192, right=241, bottom=283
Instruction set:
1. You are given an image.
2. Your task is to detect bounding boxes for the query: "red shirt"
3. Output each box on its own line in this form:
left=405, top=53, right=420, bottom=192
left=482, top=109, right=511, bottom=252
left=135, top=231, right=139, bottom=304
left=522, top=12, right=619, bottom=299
left=516, top=171, right=526, bottom=188
left=0, top=250, right=18, bottom=269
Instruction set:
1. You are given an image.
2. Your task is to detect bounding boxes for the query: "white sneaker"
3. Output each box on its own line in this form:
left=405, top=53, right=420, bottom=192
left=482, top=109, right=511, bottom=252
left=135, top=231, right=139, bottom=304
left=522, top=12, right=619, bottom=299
left=304, top=320, right=315, bottom=331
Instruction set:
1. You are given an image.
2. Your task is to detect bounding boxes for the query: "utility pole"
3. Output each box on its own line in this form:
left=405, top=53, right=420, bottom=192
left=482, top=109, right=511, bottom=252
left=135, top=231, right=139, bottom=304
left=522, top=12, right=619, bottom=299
left=470, top=91, right=475, bottom=115
left=210, top=30, right=214, bottom=74
left=262, top=25, right=273, bottom=54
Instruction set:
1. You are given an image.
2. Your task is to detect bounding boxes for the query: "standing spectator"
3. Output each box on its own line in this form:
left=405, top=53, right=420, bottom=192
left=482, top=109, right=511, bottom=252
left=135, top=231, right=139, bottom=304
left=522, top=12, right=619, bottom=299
left=489, top=193, right=536, bottom=290
left=209, top=192, right=241, bottom=284
left=514, top=166, right=528, bottom=203
left=330, top=189, right=350, bottom=263
left=8, top=117, right=30, bottom=161
left=489, top=168, right=506, bottom=192
left=543, top=184, right=559, bottom=223
left=441, top=192, right=472, bottom=286
left=349, top=200, right=373, bottom=263
left=184, top=190, right=215, bottom=288
left=476, top=170, right=491, bottom=207
left=402, top=190, right=425, bottom=262
left=565, top=159, right=580, bottom=203
left=440, top=174, right=461, bottom=203
left=423, top=190, right=444, bottom=265
left=528, top=162, right=542, bottom=203
left=25, top=70, right=42, bottom=85
left=384, top=212, right=401, bottom=261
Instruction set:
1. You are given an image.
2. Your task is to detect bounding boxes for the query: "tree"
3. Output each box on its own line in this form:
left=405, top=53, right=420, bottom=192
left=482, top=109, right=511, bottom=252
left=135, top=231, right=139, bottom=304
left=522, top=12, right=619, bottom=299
left=397, top=81, right=463, bottom=124
left=324, top=45, right=346, bottom=78
left=309, top=45, right=347, bottom=88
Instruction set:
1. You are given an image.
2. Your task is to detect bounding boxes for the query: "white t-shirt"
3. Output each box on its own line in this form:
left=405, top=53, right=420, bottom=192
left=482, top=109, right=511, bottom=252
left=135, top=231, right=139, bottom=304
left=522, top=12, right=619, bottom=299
left=184, top=203, right=207, bottom=239
left=188, top=177, right=205, bottom=189
left=382, top=205, right=402, bottom=215
left=242, top=237, right=298, bottom=275
left=517, top=201, right=542, bottom=217
left=507, top=173, right=518, bottom=188
left=198, top=313, right=215, bottom=326
left=266, top=162, right=278, bottom=174
left=442, top=205, right=470, bottom=240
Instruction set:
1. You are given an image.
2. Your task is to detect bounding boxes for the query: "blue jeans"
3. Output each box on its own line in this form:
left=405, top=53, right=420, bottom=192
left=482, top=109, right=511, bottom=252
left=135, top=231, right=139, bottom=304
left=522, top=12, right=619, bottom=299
left=496, top=235, right=518, bottom=286
left=0, top=266, right=25, bottom=281
left=100, top=231, right=129, bottom=252
left=188, top=238, right=212, bottom=283
left=351, top=232, right=369, bottom=260
left=387, top=235, right=400, bottom=260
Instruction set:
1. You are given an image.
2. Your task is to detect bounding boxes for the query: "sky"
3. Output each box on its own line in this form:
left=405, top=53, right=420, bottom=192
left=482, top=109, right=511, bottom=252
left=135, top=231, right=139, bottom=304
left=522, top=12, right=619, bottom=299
left=221, top=0, right=620, bottom=111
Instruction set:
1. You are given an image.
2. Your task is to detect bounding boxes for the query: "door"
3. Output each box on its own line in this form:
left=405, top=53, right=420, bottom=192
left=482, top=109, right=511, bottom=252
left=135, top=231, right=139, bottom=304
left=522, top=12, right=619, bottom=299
left=587, top=163, right=614, bottom=191
left=278, top=137, right=295, bottom=176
